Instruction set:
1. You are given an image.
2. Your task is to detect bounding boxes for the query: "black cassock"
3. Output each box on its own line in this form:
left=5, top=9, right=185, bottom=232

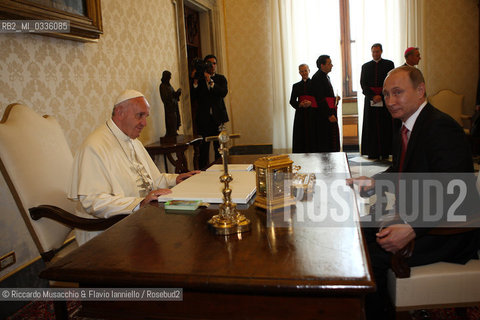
left=311, top=70, right=339, bottom=152
left=360, top=58, right=395, bottom=158
left=289, top=78, right=314, bottom=153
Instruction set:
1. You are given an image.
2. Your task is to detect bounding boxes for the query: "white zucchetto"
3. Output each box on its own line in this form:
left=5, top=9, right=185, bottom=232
left=114, top=90, right=145, bottom=106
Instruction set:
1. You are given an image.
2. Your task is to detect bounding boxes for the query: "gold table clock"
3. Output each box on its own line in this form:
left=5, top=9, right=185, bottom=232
left=253, top=155, right=296, bottom=210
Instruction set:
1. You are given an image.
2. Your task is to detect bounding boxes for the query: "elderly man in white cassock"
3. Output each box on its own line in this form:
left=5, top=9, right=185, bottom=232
left=69, top=90, right=198, bottom=245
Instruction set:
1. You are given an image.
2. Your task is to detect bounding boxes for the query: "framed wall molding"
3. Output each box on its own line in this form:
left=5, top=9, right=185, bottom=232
left=0, top=0, right=102, bottom=42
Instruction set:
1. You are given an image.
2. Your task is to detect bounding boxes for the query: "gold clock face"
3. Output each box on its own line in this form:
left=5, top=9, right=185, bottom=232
left=271, top=168, right=290, bottom=198
left=257, top=167, right=267, bottom=197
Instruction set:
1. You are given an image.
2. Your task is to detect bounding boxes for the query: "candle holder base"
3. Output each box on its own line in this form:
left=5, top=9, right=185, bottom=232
left=207, top=203, right=251, bottom=235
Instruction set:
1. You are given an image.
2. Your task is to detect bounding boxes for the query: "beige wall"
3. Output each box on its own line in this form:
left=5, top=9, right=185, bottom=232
left=0, top=0, right=182, bottom=278
left=423, top=0, right=479, bottom=114
left=0, top=0, right=182, bottom=152
left=223, top=0, right=273, bottom=145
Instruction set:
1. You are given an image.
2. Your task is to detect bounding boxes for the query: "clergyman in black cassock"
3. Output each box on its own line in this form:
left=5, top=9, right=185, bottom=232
left=289, top=64, right=317, bottom=153
left=360, top=43, right=395, bottom=159
left=311, top=55, right=340, bottom=152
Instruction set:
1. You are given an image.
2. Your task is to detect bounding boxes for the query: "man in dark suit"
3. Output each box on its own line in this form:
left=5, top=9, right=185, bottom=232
left=289, top=63, right=315, bottom=153
left=360, top=43, right=395, bottom=159
left=348, top=66, right=479, bottom=319
left=191, top=54, right=229, bottom=169
left=310, top=55, right=340, bottom=152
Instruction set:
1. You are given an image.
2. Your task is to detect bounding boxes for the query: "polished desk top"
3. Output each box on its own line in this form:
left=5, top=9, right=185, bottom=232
left=41, top=153, right=374, bottom=295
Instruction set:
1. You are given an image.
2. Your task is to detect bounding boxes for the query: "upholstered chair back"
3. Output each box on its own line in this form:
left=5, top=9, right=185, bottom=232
left=428, top=89, right=464, bottom=127
left=0, top=104, right=74, bottom=254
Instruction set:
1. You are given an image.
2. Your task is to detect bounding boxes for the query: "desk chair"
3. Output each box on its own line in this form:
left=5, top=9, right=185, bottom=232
left=0, top=104, right=125, bottom=319
left=0, top=103, right=126, bottom=262
left=388, top=255, right=480, bottom=313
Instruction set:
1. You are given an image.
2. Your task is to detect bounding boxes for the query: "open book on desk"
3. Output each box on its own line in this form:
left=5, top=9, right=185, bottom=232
left=158, top=171, right=256, bottom=204
left=206, top=164, right=253, bottom=172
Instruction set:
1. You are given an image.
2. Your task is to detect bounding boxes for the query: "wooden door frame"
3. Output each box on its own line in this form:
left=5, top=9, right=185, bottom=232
left=173, top=0, right=228, bottom=136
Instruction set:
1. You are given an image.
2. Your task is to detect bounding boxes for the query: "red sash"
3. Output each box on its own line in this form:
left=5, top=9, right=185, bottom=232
left=370, top=87, right=383, bottom=95
left=325, top=97, right=336, bottom=109
left=299, top=95, right=318, bottom=107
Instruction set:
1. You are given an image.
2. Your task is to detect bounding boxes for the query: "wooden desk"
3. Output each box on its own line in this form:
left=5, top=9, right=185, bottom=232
left=145, top=135, right=203, bottom=173
left=41, top=153, right=374, bottom=320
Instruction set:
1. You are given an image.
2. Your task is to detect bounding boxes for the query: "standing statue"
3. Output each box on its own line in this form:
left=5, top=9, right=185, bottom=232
left=159, top=70, right=182, bottom=137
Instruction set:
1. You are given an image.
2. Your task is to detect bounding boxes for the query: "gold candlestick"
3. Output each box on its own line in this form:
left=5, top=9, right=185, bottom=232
left=205, top=126, right=251, bottom=235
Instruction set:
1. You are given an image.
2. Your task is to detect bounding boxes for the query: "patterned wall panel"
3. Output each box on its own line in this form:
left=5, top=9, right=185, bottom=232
left=423, top=0, right=479, bottom=113
left=0, top=0, right=181, bottom=277
left=223, top=0, right=273, bottom=145
left=0, top=0, right=181, bottom=153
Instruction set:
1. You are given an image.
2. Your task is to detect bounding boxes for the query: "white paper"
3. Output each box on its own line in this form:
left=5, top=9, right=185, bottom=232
left=384, top=191, right=396, bottom=211
left=206, top=164, right=253, bottom=172
left=348, top=156, right=376, bottom=163
left=158, top=171, right=256, bottom=204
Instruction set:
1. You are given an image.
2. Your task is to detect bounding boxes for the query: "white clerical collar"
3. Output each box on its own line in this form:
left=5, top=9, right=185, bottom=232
left=405, top=62, right=416, bottom=67
left=374, top=58, right=382, bottom=63
left=403, top=100, right=427, bottom=132
left=107, top=118, right=132, bottom=142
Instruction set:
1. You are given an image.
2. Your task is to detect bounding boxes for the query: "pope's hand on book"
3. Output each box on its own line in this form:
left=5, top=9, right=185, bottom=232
left=141, top=189, right=172, bottom=207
